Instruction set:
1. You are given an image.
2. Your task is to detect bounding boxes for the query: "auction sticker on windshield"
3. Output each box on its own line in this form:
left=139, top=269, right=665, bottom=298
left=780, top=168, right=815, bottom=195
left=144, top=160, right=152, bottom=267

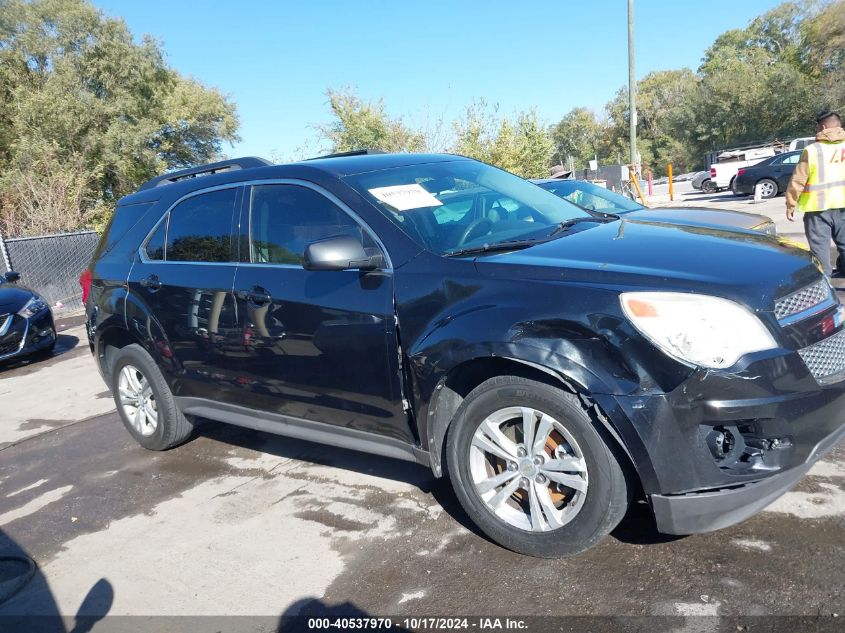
left=369, top=184, right=442, bottom=211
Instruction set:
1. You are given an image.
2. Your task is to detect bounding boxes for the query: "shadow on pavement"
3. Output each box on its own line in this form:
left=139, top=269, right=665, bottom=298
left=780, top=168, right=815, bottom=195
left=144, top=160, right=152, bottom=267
left=279, top=598, right=411, bottom=632
left=0, top=528, right=113, bottom=633
left=0, top=333, right=80, bottom=374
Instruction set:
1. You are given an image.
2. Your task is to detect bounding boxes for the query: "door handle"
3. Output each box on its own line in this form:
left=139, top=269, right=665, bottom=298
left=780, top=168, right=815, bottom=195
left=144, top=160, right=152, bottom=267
left=238, top=287, right=272, bottom=305
left=140, top=274, right=162, bottom=291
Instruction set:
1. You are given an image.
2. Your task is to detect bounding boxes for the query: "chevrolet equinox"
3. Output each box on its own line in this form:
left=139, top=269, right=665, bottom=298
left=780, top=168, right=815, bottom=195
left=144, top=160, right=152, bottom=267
left=84, top=153, right=845, bottom=557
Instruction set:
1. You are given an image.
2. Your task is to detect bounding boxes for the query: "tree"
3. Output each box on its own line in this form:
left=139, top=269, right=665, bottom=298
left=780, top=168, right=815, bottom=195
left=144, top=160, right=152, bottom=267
left=315, top=87, right=425, bottom=154
left=0, top=0, right=239, bottom=236
left=549, top=107, right=605, bottom=170
left=452, top=100, right=554, bottom=178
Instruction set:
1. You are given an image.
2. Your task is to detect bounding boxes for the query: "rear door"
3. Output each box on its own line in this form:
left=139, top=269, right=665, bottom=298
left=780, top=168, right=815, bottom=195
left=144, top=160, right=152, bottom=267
left=229, top=181, right=410, bottom=442
left=127, top=186, right=243, bottom=401
left=776, top=153, right=801, bottom=190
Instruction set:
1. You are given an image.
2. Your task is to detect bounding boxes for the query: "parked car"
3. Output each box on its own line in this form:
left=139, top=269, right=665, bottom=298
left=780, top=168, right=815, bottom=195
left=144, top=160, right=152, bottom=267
left=532, top=178, right=776, bottom=234
left=711, top=147, right=777, bottom=193
left=789, top=137, right=815, bottom=152
left=691, top=170, right=716, bottom=193
left=0, top=271, right=56, bottom=363
left=84, top=153, right=845, bottom=557
left=732, top=150, right=802, bottom=199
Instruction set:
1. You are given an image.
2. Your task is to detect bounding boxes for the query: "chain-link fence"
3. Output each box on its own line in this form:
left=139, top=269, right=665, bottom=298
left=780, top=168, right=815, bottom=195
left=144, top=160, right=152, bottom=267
left=0, top=230, right=99, bottom=314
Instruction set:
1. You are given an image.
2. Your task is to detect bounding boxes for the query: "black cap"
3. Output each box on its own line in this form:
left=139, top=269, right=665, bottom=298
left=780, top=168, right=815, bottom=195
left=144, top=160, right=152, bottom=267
left=816, top=110, right=839, bottom=123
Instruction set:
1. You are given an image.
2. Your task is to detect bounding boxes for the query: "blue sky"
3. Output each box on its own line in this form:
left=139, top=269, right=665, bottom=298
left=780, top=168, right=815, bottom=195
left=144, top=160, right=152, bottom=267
left=93, top=0, right=786, bottom=160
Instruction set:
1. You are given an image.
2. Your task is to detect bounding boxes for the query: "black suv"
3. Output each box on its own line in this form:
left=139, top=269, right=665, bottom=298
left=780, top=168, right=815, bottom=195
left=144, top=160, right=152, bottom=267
left=84, top=153, right=845, bottom=557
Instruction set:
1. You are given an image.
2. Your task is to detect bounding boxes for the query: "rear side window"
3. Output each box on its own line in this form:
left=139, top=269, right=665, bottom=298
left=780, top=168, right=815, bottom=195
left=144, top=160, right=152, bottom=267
left=249, top=185, right=370, bottom=265
left=93, top=202, right=155, bottom=260
left=165, top=188, right=238, bottom=262
left=782, top=153, right=800, bottom=165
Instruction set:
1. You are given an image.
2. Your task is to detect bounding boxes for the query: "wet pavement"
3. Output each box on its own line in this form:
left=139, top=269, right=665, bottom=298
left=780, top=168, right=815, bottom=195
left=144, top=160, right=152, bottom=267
left=0, top=330, right=844, bottom=623
left=1, top=288, right=844, bottom=630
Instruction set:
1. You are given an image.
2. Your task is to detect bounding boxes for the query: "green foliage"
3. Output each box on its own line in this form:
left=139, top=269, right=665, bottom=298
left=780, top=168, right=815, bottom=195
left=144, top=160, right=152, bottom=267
left=552, top=0, right=844, bottom=175
left=0, top=0, right=239, bottom=236
left=452, top=101, right=553, bottom=178
left=550, top=107, right=605, bottom=170
left=317, top=87, right=425, bottom=154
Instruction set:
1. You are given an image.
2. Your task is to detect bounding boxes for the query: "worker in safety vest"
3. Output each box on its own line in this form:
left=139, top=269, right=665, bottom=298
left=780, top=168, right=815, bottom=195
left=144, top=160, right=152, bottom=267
left=786, top=110, right=845, bottom=276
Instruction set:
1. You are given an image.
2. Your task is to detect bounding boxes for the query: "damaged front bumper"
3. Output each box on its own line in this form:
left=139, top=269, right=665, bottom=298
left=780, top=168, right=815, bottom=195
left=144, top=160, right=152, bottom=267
left=651, top=418, right=845, bottom=534
left=595, top=347, right=845, bottom=535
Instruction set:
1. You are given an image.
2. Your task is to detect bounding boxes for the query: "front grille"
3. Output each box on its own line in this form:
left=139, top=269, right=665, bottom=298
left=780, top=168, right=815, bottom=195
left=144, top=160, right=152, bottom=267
left=799, top=328, right=845, bottom=384
left=775, top=279, right=831, bottom=321
left=0, top=314, right=26, bottom=358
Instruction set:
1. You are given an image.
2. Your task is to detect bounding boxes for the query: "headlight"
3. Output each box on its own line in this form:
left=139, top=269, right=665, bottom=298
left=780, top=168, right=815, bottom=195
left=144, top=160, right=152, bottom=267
left=17, top=296, right=49, bottom=319
left=754, top=221, right=777, bottom=236
left=620, top=292, right=777, bottom=369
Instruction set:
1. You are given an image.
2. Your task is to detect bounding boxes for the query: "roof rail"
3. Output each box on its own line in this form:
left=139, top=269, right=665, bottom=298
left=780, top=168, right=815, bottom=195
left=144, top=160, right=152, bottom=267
left=138, top=157, right=273, bottom=191
left=305, top=149, right=387, bottom=161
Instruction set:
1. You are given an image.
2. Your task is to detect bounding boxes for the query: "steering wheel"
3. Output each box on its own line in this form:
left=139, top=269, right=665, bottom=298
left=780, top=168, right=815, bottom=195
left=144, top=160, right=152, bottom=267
left=457, top=218, right=493, bottom=247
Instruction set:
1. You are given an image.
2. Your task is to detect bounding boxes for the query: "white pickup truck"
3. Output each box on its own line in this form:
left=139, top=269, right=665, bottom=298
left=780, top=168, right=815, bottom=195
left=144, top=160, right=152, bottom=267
left=710, top=146, right=777, bottom=193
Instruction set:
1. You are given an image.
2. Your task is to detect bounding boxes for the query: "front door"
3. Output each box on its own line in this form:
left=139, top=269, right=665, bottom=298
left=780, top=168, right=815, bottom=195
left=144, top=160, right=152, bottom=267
left=230, top=182, right=410, bottom=442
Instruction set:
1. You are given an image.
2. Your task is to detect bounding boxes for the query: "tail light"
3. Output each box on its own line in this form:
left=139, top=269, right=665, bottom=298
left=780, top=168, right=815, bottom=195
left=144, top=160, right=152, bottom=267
left=710, top=167, right=716, bottom=178
left=737, top=169, right=746, bottom=177
left=79, top=269, right=92, bottom=305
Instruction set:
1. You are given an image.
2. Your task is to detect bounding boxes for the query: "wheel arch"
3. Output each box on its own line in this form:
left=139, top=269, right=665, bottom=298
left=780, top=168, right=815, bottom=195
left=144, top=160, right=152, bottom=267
left=421, top=355, right=638, bottom=483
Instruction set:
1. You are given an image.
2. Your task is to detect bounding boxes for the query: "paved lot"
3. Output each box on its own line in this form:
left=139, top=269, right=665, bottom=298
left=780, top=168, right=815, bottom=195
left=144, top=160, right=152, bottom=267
left=1, top=196, right=844, bottom=629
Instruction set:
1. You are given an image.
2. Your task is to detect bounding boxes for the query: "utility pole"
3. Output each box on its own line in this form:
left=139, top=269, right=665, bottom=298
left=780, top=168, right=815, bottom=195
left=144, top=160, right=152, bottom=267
left=627, top=0, right=637, bottom=170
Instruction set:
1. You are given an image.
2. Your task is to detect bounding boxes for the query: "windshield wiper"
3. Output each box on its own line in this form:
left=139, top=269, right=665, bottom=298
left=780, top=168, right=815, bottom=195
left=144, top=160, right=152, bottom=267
left=445, top=239, right=541, bottom=258
left=548, top=213, right=619, bottom=237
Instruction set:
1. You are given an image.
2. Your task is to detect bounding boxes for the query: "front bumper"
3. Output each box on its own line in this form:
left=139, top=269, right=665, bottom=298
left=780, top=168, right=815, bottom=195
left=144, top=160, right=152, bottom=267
left=595, top=344, right=845, bottom=535
left=651, top=418, right=845, bottom=534
left=0, top=309, right=55, bottom=362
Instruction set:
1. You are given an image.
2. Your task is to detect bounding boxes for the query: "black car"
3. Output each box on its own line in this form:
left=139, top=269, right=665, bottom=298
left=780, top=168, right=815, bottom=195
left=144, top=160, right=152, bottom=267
left=733, top=151, right=802, bottom=198
left=0, top=271, right=56, bottom=363
left=84, top=153, right=845, bottom=557
left=533, top=178, right=777, bottom=234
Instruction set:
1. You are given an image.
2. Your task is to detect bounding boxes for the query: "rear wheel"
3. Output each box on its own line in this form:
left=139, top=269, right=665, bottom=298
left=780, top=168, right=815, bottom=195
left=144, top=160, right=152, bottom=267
left=446, top=376, right=631, bottom=557
left=756, top=178, right=778, bottom=199
left=110, top=343, right=194, bottom=450
left=730, top=176, right=740, bottom=196
left=701, top=179, right=717, bottom=193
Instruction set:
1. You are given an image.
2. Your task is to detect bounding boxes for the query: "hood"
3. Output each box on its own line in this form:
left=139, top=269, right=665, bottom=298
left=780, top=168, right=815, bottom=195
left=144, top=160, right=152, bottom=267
left=475, top=219, right=820, bottom=310
left=817, top=126, right=845, bottom=143
left=622, top=207, right=770, bottom=232
left=0, top=284, right=36, bottom=314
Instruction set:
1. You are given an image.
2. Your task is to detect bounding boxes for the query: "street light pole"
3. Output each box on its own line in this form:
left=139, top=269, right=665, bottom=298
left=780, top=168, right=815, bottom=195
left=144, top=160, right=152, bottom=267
left=627, top=0, right=637, bottom=169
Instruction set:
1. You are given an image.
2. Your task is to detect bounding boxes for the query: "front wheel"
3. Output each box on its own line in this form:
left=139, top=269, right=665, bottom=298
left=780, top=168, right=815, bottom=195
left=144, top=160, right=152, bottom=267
left=446, top=376, right=631, bottom=557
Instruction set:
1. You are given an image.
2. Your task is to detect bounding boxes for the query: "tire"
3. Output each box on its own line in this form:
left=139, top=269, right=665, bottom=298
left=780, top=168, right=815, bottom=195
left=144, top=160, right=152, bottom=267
left=756, top=178, right=778, bottom=199
left=701, top=179, right=716, bottom=194
left=730, top=176, right=740, bottom=196
left=110, top=343, right=194, bottom=450
left=446, top=376, right=631, bottom=557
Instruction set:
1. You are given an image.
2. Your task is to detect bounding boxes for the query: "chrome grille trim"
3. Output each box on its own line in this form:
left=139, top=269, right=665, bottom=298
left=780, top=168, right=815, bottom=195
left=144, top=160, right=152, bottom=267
left=775, top=279, right=832, bottom=322
left=798, top=328, right=845, bottom=384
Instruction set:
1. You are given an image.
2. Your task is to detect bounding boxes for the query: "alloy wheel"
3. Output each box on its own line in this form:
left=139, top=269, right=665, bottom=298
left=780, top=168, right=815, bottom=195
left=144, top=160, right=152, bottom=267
left=118, top=364, right=158, bottom=437
left=469, top=406, right=589, bottom=532
left=759, top=180, right=776, bottom=198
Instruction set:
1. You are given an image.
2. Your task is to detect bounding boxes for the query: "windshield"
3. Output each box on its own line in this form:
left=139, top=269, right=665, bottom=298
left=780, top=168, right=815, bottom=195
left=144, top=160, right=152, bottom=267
left=538, top=180, right=643, bottom=213
left=344, top=160, right=591, bottom=255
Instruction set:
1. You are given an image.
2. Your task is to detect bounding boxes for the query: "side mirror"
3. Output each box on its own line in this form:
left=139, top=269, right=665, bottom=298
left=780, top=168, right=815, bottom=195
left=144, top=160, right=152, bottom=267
left=303, top=235, right=383, bottom=271
left=4, top=271, right=20, bottom=283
